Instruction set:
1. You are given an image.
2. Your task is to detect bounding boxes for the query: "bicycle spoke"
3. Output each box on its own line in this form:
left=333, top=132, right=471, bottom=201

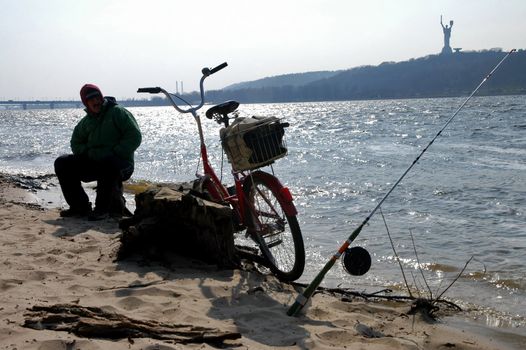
left=243, top=172, right=305, bottom=281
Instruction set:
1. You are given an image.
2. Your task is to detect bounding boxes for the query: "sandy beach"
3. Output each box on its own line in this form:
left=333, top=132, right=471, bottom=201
left=0, top=174, right=524, bottom=350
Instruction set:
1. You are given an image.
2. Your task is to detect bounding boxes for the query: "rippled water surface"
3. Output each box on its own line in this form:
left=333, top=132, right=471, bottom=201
left=1, top=95, right=524, bottom=329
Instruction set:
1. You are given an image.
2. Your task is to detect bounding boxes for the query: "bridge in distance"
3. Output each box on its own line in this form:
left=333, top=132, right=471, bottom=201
left=0, top=100, right=82, bottom=110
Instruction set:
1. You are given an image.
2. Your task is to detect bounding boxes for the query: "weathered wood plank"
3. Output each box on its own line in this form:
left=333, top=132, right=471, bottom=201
left=24, top=304, right=241, bottom=345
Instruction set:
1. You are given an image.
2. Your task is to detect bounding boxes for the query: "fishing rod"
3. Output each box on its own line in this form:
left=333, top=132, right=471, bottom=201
left=287, top=48, right=516, bottom=317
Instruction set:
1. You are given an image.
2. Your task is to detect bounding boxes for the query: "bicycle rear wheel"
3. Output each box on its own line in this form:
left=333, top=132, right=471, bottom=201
left=243, top=171, right=305, bottom=281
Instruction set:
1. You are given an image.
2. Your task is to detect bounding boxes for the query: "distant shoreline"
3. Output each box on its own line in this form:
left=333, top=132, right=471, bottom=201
left=2, top=50, right=525, bottom=108
left=1, top=92, right=526, bottom=111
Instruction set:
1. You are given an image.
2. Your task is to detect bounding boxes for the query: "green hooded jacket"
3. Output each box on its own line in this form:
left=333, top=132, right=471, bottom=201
left=70, top=98, right=141, bottom=166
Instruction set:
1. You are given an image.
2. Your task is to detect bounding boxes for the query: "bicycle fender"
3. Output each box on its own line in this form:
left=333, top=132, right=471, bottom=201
left=252, top=171, right=298, bottom=216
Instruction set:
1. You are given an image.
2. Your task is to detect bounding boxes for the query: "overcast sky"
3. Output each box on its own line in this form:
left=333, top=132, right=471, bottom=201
left=1, top=0, right=524, bottom=100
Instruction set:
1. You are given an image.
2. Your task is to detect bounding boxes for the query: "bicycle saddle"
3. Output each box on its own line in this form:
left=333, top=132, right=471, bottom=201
left=206, top=100, right=240, bottom=120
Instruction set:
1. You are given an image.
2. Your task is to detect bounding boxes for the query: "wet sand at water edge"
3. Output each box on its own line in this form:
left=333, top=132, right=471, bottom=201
left=0, top=173, right=525, bottom=350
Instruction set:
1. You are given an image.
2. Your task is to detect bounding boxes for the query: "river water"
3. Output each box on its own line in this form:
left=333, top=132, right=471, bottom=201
left=1, top=95, right=524, bottom=331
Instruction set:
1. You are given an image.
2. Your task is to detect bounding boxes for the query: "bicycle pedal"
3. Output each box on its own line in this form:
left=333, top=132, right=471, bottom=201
left=266, top=238, right=283, bottom=248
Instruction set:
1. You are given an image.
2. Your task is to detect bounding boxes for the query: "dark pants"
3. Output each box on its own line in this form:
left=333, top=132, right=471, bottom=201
left=54, top=154, right=133, bottom=212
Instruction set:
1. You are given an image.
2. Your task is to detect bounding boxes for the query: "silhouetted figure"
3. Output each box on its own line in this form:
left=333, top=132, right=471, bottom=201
left=54, top=84, right=142, bottom=220
left=440, top=15, right=454, bottom=55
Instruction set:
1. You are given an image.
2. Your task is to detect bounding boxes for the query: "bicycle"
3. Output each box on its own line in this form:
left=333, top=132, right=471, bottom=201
left=138, top=62, right=305, bottom=281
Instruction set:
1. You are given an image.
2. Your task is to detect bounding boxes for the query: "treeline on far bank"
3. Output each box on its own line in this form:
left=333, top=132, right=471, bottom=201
left=119, top=49, right=526, bottom=108
left=173, top=49, right=526, bottom=105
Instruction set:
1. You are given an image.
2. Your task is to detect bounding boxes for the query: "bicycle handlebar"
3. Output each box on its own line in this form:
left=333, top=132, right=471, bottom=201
left=209, top=62, right=228, bottom=75
left=137, top=62, right=228, bottom=115
left=201, top=62, right=229, bottom=77
left=137, top=87, right=162, bottom=94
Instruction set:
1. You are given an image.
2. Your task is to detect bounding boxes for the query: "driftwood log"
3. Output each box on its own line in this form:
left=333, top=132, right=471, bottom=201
left=23, top=304, right=241, bottom=345
left=118, top=181, right=240, bottom=268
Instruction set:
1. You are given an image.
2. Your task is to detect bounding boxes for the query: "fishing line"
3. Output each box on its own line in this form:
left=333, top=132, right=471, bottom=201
left=287, top=49, right=516, bottom=317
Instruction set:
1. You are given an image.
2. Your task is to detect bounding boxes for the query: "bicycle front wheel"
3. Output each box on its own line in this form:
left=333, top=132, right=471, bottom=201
left=243, top=171, right=305, bottom=281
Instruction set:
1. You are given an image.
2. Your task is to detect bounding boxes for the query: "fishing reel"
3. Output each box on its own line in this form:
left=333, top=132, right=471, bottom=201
left=341, top=246, right=371, bottom=276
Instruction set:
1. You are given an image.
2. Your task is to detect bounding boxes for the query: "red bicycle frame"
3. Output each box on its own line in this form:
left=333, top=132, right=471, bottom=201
left=138, top=62, right=298, bottom=224
left=199, top=130, right=297, bottom=225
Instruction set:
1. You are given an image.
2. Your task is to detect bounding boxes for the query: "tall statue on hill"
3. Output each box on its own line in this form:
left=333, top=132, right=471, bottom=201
left=440, top=15, right=454, bottom=55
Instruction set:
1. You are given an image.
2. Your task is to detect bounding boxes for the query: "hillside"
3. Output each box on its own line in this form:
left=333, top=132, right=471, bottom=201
left=223, top=71, right=341, bottom=90
left=201, top=49, right=525, bottom=103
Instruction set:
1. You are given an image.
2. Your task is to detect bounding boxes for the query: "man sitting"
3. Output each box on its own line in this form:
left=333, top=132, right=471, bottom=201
left=54, top=84, right=142, bottom=220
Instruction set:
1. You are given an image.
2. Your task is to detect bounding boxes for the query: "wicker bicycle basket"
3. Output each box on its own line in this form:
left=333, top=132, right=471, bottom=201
left=220, top=116, right=288, bottom=172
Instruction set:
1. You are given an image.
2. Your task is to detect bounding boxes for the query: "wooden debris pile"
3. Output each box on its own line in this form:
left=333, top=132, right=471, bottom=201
left=118, top=182, right=239, bottom=268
